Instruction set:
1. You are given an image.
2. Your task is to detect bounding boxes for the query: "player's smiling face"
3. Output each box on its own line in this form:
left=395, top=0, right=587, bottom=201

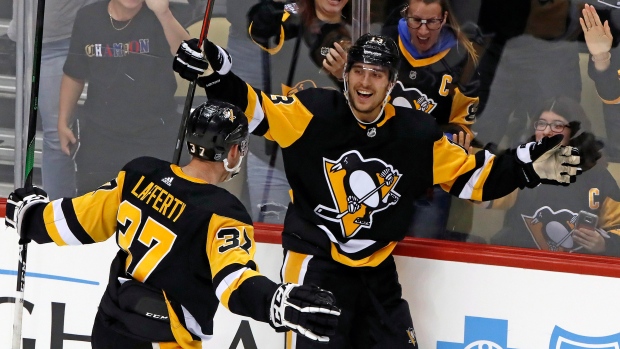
left=346, top=63, right=391, bottom=123
left=315, top=0, right=348, bottom=22
left=405, top=0, right=446, bottom=54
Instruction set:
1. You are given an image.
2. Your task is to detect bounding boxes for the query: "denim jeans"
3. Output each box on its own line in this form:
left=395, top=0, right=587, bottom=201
left=40, top=38, right=77, bottom=199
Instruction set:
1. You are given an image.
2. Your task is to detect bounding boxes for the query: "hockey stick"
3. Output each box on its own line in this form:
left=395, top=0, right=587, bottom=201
left=315, top=181, right=390, bottom=221
left=172, top=0, right=216, bottom=165
left=13, top=0, right=46, bottom=348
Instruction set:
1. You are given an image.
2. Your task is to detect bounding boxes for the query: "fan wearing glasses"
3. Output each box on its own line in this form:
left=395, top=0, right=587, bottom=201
left=382, top=0, right=482, bottom=239
left=485, top=96, right=620, bottom=257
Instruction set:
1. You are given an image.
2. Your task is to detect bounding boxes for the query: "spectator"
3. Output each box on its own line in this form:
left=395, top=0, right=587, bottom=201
left=7, top=0, right=98, bottom=199
left=473, top=0, right=583, bottom=149
left=381, top=0, right=482, bottom=238
left=57, top=0, right=190, bottom=194
left=581, top=3, right=620, bottom=162
left=487, top=96, right=620, bottom=257
left=6, top=99, right=341, bottom=348
left=243, top=0, right=351, bottom=224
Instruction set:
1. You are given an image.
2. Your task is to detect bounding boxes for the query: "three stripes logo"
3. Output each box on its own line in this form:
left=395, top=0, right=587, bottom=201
left=161, top=177, right=174, bottom=186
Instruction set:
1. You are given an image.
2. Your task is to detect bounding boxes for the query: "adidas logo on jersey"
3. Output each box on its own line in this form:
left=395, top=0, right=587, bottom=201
left=161, top=177, right=174, bottom=186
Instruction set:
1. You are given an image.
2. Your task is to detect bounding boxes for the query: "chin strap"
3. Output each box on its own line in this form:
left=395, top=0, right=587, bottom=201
left=343, top=71, right=395, bottom=125
left=223, top=155, right=244, bottom=181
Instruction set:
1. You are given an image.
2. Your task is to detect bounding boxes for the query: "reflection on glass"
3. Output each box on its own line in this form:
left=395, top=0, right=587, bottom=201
left=5, top=0, right=620, bottom=260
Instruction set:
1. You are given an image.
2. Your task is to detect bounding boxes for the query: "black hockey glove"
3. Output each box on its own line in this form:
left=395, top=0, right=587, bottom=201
left=515, top=134, right=581, bottom=188
left=270, top=283, right=341, bottom=342
left=173, top=38, right=209, bottom=81
left=5, top=187, right=49, bottom=243
left=248, top=0, right=286, bottom=41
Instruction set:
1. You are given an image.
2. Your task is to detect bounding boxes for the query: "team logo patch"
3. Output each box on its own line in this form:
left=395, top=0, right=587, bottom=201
left=390, top=81, right=437, bottom=114
left=521, top=207, right=581, bottom=252
left=550, top=326, right=620, bottom=349
left=224, top=109, right=236, bottom=122
left=407, top=327, right=417, bottom=346
left=314, top=150, right=401, bottom=238
left=282, top=79, right=319, bottom=96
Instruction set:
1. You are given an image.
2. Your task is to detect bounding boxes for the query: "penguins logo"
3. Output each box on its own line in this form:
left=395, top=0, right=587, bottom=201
left=390, top=81, right=437, bottom=114
left=521, top=207, right=581, bottom=252
left=314, top=150, right=401, bottom=238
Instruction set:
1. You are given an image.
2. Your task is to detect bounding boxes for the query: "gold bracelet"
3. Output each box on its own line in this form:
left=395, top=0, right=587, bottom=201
left=592, top=52, right=611, bottom=62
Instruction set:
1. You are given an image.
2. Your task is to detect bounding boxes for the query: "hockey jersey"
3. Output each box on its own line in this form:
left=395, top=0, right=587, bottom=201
left=200, top=70, right=535, bottom=268
left=490, top=164, right=620, bottom=256
left=588, top=47, right=620, bottom=105
left=384, top=24, right=480, bottom=137
left=23, top=157, right=277, bottom=348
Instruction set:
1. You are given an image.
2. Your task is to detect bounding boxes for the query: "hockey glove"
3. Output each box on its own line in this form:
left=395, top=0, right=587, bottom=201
left=173, top=38, right=209, bottom=81
left=5, top=187, right=49, bottom=243
left=248, top=0, right=286, bottom=41
left=270, top=283, right=341, bottom=342
left=515, top=134, right=581, bottom=188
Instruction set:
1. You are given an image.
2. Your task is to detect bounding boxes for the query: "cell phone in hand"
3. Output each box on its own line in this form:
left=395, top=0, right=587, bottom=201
left=68, top=141, right=80, bottom=160
left=575, top=210, right=598, bottom=231
left=68, top=119, right=80, bottom=160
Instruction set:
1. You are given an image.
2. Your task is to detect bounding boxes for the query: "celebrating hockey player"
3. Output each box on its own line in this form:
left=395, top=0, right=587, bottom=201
left=5, top=100, right=341, bottom=348
left=174, top=35, right=582, bottom=348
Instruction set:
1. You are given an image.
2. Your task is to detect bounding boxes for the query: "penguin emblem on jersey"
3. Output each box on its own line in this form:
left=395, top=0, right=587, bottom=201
left=390, top=81, right=437, bottom=114
left=314, top=150, right=402, bottom=238
left=522, top=207, right=581, bottom=252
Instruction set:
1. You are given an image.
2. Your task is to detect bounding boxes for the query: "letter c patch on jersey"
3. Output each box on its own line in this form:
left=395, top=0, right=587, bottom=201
left=314, top=150, right=402, bottom=238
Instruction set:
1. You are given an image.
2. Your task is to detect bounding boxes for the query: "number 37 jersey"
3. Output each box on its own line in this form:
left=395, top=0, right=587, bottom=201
left=25, top=156, right=277, bottom=342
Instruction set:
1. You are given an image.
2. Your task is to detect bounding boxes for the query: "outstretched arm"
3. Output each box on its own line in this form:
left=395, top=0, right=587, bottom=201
left=205, top=211, right=340, bottom=342
left=436, top=134, right=581, bottom=201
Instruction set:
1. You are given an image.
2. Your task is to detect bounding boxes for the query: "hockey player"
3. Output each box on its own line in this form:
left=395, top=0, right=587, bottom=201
left=5, top=100, right=341, bottom=348
left=174, top=34, right=581, bottom=348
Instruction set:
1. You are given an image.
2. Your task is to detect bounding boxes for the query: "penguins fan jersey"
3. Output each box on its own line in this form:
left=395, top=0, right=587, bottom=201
left=23, top=157, right=278, bottom=348
left=201, top=70, right=535, bottom=268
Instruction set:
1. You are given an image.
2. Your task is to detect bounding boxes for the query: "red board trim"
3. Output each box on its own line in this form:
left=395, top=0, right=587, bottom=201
left=252, top=222, right=620, bottom=278
left=1, top=199, right=617, bottom=278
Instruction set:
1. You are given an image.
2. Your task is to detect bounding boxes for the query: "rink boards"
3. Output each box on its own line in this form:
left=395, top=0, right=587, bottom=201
left=1, top=202, right=620, bottom=349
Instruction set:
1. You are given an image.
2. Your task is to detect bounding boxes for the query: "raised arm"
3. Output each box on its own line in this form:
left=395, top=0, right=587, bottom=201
left=145, top=0, right=191, bottom=55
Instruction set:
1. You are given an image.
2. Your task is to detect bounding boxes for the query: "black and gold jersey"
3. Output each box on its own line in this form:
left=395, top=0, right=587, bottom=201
left=202, top=70, right=531, bottom=267
left=383, top=27, right=479, bottom=138
left=490, top=164, right=620, bottom=256
left=588, top=48, right=620, bottom=105
left=24, top=157, right=277, bottom=347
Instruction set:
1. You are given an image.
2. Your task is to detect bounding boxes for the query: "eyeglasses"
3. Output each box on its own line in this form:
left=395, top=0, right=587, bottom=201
left=534, top=120, right=571, bottom=132
left=400, top=6, right=444, bottom=30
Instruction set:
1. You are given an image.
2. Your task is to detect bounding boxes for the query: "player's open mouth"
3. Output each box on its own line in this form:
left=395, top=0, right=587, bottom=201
left=357, top=90, right=372, bottom=99
left=417, top=36, right=430, bottom=45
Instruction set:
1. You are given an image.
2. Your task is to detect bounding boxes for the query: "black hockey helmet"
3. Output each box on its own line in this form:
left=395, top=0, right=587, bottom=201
left=346, top=34, right=400, bottom=82
left=186, top=99, right=249, bottom=162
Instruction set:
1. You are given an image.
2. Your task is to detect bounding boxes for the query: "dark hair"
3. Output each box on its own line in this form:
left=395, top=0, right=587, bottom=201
left=530, top=96, right=603, bottom=171
left=298, top=0, right=352, bottom=27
